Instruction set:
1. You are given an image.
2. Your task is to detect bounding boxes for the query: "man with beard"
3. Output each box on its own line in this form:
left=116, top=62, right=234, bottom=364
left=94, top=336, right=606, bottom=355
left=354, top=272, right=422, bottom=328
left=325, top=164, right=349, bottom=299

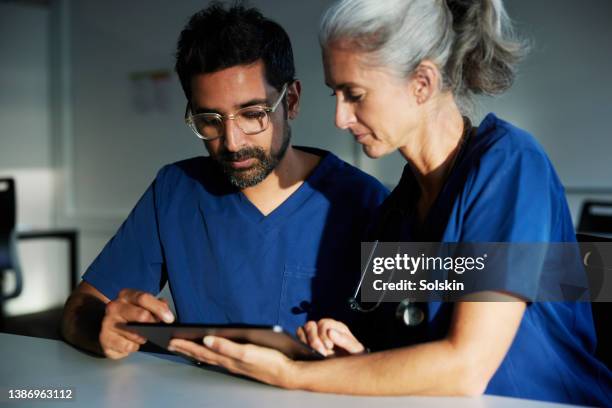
left=60, top=3, right=387, bottom=359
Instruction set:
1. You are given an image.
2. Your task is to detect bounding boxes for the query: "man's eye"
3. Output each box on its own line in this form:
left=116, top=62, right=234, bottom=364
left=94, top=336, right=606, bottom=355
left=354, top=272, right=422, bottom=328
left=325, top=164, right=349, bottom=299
left=242, top=110, right=266, bottom=119
left=198, top=116, right=220, bottom=126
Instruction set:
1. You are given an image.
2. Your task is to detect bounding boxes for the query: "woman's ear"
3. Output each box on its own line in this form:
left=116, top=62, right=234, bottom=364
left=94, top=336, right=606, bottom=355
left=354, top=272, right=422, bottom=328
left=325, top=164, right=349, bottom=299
left=286, top=80, right=301, bottom=119
left=411, top=60, right=440, bottom=105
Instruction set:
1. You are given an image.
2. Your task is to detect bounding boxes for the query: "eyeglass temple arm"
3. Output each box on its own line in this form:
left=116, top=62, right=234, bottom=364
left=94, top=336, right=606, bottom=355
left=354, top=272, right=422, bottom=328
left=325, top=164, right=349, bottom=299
left=268, top=84, right=288, bottom=112
left=184, top=101, right=192, bottom=120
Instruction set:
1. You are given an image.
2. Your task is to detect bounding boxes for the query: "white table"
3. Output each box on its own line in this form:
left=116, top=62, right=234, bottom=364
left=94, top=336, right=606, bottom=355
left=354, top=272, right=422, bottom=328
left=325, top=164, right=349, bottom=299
left=0, top=333, right=576, bottom=408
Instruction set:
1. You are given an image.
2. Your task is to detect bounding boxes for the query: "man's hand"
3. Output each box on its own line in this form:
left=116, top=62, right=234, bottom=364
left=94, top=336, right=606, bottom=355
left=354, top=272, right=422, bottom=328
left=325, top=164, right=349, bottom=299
left=297, top=319, right=365, bottom=357
left=99, top=289, right=175, bottom=359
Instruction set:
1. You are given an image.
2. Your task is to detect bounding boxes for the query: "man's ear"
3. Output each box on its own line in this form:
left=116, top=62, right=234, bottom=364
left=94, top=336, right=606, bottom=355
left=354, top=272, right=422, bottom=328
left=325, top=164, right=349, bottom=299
left=286, top=80, right=301, bottom=119
left=411, top=60, right=440, bottom=105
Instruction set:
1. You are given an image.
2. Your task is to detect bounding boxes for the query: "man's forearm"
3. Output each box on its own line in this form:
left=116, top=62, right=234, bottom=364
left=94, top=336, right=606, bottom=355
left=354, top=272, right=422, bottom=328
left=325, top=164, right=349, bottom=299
left=60, top=293, right=107, bottom=355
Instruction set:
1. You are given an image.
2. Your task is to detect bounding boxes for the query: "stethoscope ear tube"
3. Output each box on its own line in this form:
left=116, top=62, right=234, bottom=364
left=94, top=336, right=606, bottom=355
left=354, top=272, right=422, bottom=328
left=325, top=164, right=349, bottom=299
left=347, top=240, right=383, bottom=313
left=348, top=240, right=424, bottom=326
left=350, top=240, right=379, bottom=302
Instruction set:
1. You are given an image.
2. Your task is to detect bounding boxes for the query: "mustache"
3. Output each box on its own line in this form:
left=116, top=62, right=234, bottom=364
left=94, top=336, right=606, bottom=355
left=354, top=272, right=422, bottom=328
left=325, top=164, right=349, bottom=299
left=219, top=147, right=266, bottom=162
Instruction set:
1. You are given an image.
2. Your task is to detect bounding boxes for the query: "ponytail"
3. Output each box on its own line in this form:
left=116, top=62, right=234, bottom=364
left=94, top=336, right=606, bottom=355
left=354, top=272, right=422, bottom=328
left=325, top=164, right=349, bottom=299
left=444, top=0, right=529, bottom=97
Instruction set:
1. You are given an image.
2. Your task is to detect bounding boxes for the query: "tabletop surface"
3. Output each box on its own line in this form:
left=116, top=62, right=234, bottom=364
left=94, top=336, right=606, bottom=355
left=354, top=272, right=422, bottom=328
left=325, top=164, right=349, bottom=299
left=0, top=333, right=577, bottom=408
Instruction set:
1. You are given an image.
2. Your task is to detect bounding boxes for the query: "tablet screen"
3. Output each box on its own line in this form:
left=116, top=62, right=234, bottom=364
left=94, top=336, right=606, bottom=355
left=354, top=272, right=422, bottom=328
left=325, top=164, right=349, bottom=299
left=125, top=323, right=324, bottom=361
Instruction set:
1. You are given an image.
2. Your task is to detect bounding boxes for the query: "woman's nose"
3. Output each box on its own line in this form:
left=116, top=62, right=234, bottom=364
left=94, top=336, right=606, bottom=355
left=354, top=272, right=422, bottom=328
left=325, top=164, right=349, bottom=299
left=335, top=98, right=356, bottom=130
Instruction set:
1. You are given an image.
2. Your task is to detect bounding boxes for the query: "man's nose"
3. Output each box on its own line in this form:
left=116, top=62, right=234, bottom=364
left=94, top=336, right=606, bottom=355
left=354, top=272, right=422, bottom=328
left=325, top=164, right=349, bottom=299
left=222, top=118, right=245, bottom=152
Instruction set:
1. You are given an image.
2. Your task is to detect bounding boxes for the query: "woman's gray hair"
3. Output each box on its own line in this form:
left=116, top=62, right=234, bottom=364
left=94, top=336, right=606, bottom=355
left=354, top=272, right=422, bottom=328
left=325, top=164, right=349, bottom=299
left=319, top=0, right=528, bottom=113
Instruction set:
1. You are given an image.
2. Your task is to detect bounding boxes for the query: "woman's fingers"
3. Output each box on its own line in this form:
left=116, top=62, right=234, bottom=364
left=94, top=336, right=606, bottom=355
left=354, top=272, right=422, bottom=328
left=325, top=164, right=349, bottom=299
left=296, top=326, right=307, bottom=343
left=316, top=319, right=336, bottom=349
left=328, top=328, right=365, bottom=354
left=299, top=319, right=363, bottom=356
left=303, top=321, right=332, bottom=356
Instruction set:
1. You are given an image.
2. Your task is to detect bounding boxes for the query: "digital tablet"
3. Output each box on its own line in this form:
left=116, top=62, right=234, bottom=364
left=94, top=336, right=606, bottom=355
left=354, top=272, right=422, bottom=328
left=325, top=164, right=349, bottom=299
left=125, top=323, right=324, bottom=361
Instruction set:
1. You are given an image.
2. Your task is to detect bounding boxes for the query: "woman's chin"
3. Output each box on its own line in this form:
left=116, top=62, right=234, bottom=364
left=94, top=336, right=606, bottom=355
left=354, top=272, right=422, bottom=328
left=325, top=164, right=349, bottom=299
left=362, top=144, right=392, bottom=159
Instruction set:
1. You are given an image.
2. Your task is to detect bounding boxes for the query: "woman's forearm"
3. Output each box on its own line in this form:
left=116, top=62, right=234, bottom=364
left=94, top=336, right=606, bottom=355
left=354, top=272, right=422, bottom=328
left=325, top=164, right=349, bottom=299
left=292, top=301, right=525, bottom=395
left=292, top=339, right=486, bottom=396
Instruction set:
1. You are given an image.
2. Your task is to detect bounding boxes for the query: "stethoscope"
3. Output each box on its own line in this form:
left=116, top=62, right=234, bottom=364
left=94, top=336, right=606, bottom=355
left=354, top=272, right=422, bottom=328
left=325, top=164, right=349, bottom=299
left=347, top=240, right=425, bottom=327
left=347, top=118, right=476, bottom=326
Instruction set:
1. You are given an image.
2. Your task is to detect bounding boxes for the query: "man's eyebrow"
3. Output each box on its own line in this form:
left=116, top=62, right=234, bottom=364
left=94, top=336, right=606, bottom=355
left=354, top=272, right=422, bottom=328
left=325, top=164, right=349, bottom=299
left=238, top=98, right=269, bottom=109
left=192, top=98, right=270, bottom=115
left=192, top=105, right=222, bottom=115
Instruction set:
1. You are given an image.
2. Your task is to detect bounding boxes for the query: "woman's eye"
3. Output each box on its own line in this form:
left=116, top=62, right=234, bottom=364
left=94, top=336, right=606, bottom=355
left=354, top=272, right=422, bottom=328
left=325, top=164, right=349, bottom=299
left=329, top=89, right=363, bottom=102
left=346, top=93, right=363, bottom=102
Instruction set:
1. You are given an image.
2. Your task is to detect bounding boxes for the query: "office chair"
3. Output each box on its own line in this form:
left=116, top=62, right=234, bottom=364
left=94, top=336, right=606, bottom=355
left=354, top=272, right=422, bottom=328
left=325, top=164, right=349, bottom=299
left=0, top=178, right=77, bottom=339
left=578, top=201, right=612, bottom=236
left=0, top=178, right=23, bottom=329
left=576, top=233, right=611, bottom=369
left=577, top=200, right=612, bottom=368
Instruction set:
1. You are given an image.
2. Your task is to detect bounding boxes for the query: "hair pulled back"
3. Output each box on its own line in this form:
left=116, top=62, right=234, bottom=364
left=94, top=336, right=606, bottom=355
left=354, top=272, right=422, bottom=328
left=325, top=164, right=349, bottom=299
left=320, top=0, right=528, bottom=111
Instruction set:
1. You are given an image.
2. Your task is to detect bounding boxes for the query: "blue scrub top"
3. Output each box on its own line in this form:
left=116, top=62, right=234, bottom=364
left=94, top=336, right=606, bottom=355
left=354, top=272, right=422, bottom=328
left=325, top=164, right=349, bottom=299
left=83, top=147, right=388, bottom=335
left=361, top=114, right=611, bottom=405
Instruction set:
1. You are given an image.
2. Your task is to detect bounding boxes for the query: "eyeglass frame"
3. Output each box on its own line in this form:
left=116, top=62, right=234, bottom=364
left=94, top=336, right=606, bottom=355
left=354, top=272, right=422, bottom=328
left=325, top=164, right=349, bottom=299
left=184, top=83, right=289, bottom=141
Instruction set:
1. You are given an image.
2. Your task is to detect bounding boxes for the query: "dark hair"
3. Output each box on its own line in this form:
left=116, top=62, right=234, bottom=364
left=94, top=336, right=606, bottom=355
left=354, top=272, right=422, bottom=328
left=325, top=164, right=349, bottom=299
left=175, top=1, right=296, bottom=100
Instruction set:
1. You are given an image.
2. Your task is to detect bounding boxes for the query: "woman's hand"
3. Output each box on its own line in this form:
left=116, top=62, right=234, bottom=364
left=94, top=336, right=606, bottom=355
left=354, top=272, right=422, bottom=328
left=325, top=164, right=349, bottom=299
left=167, top=336, right=299, bottom=389
left=297, top=319, right=365, bottom=357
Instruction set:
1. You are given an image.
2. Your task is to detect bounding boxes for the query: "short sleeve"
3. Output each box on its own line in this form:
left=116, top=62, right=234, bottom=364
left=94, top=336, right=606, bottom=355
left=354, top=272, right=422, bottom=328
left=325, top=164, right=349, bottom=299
left=461, top=147, right=554, bottom=242
left=82, top=170, right=167, bottom=300
left=458, top=147, right=558, bottom=300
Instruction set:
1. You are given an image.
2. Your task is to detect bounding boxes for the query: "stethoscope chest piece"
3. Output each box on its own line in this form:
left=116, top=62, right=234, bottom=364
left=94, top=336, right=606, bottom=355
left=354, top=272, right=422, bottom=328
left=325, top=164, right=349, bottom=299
left=396, top=299, right=425, bottom=326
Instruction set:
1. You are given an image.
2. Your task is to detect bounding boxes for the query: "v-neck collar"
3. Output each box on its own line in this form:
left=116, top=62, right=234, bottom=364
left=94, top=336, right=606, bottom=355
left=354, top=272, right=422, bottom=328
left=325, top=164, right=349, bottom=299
left=236, top=147, right=335, bottom=231
left=199, top=147, right=337, bottom=235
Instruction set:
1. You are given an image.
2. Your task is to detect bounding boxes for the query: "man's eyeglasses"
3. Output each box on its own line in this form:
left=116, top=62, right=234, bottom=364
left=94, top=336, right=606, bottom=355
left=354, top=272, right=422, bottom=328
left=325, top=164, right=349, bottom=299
left=185, top=84, right=288, bottom=141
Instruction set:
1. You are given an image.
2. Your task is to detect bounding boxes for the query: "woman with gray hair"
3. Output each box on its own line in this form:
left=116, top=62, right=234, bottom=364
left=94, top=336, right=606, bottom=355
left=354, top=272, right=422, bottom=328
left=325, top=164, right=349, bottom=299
left=167, top=0, right=611, bottom=404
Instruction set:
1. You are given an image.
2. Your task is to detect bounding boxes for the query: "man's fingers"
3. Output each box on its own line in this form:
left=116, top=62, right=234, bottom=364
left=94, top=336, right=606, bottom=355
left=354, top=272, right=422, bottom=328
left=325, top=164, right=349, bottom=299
left=328, top=328, right=365, bottom=354
left=101, top=332, right=140, bottom=359
left=125, top=290, right=174, bottom=323
left=108, top=301, right=158, bottom=324
left=100, top=289, right=174, bottom=361
left=115, top=326, right=147, bottom=345
left=118, top=289, right=175, bottom=323
left=104, top=348, right=130, bottom=360
left=101, top=313, right=148, bottom=344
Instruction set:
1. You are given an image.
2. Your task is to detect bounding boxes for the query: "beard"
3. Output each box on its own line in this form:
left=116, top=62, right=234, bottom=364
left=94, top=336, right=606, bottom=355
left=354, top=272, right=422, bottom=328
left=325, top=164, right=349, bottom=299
left=213, top=126, right=291, bottom=189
